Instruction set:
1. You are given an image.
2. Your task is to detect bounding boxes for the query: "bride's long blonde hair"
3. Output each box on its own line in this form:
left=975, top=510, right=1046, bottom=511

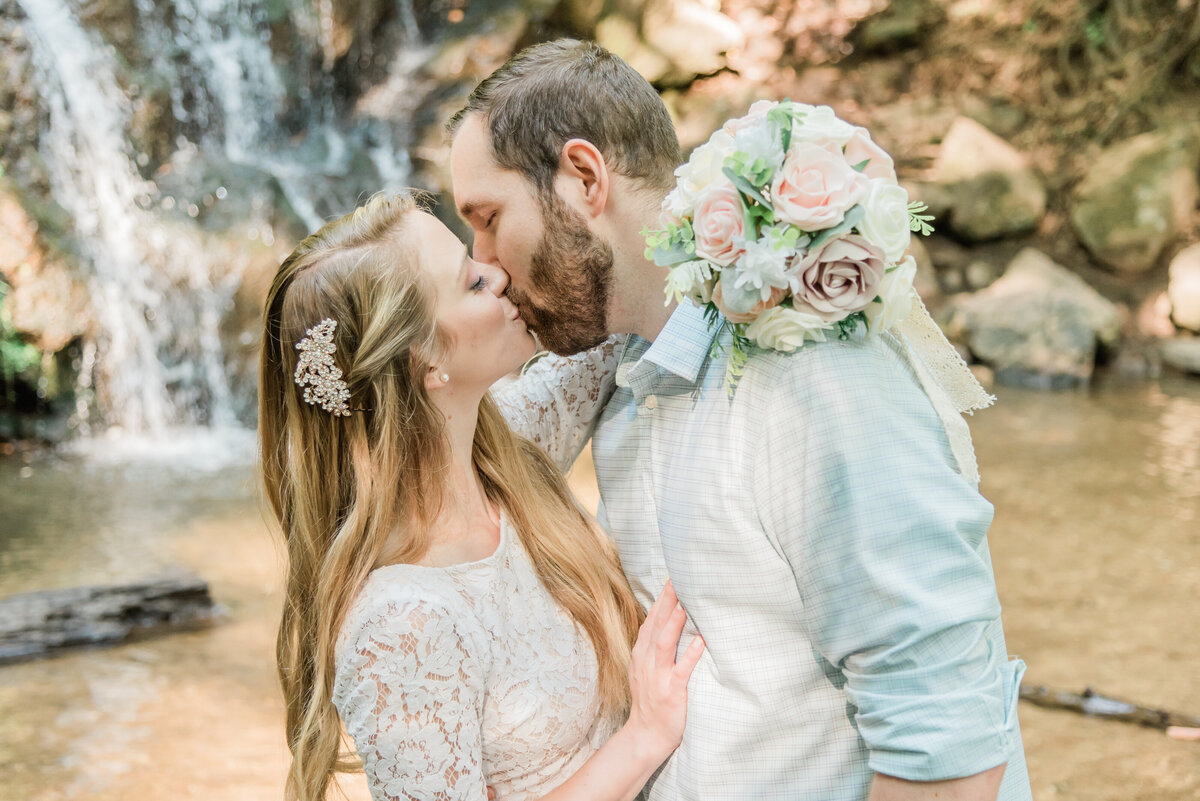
left=259, top=193, right=643, bottom=801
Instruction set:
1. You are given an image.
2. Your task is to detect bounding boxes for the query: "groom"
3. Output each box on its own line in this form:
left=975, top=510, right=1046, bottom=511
left=449, top=40, right=1032, bottom=801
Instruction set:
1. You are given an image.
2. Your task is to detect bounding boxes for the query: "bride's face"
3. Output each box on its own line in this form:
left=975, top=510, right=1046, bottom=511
left=413, top=211, right=537, bottom=390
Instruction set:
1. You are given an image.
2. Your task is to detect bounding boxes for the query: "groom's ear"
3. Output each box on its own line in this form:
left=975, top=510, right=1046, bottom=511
left=556, top=138, right=609, bottom=218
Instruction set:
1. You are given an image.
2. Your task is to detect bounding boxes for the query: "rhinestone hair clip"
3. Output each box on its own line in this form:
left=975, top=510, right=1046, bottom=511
left=294, top=318, right=352, bottom=416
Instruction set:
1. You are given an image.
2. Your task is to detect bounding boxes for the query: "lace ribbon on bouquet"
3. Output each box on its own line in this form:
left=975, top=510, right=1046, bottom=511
left=891, top=295, right=994, bottom=487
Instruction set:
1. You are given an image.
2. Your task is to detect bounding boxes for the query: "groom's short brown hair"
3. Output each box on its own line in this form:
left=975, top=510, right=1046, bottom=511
left=447, top=39, right=680, bottom=196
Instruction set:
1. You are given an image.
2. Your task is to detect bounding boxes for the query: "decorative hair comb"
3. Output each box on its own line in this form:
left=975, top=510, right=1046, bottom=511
left=294, top=318, right=352, bottom=416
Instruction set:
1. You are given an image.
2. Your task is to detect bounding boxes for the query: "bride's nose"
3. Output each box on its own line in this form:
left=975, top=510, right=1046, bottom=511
left=482, top=262, right=509, bottom=296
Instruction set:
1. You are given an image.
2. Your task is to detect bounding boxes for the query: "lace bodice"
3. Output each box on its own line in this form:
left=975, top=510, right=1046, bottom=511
left=333, top=517, right=616, bottom=801
left=492, top=338, right=625, bottom=473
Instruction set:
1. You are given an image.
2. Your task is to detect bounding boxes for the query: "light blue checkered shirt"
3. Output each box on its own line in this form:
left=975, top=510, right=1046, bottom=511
left=502, top=301, right=1032, bottom=801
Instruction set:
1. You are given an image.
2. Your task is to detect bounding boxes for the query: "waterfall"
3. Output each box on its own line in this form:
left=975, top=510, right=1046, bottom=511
left=12, top=0, right=420, bottom=439
left=17, top=0, right=236, bottom=435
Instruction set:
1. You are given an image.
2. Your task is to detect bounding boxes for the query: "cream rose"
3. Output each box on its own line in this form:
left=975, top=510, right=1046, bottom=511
left=744, top=305, right=830, bottom=352
left=722, top=99, right=778, bottom=135
left=857, top=179, right=911, bottom=262
left=693, top=184, right=746, bottom=266
left=792, top=234, right=886, bottom=322
left=788, top=104, right=856, bottom=145
left=843, top=127, right=897, bottom=181
left=672, top=130, right=736, bottom=212
left=771, top=142, right=869, bottom=231
left=712, top=282, right=787, bottom=324
left=864, top=254, right=917, bottom=332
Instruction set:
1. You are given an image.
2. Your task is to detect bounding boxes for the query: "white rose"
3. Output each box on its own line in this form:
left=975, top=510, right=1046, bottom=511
left=788, top=104, right=856, bottom=145
left=857, top=179, right=912, bottom=262
left=673, top=130, right=736, bottom=212
left=723, top=99, right=779, bottom=135
left=731, top=118, right=785, bottom=173
left=665, top=260, right=716, bottom=305
left=864, top=255, right=918, bottom=333
left=744, top=305, right=830, bottom=352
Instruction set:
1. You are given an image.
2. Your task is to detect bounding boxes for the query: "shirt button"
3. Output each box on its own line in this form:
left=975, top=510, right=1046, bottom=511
left=644, top=395, right=659, bottom=410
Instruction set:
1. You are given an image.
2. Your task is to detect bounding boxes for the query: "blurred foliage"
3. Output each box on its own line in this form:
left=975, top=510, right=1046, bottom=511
left=0, top=280, right=42, bottom=404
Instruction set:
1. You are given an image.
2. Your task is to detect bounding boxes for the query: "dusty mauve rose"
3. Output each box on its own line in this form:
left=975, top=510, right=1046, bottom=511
left=771, top=142, right=868, bottom=232
left=692, top=184, right=747, bottom=266
left=843, top=127, right=897, bottom=182
left=793, top=235, right=886, bottom=322
left=712, top=282, right=788, bottom=324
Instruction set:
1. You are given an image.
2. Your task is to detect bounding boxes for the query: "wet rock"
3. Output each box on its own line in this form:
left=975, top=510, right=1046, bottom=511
left=0, top=185, right=90, bottom=354
left=1160, top=339, right=1200, bottom=375
left=1167, top=242, right=1200, bottom=332
left=932, top=117, right=1046, bottom=242
left=0, top=572, right=220, bottom=664
left=945, top=248, right=1121, bottom=388
left=1070, top=129, right=1200, bottom=274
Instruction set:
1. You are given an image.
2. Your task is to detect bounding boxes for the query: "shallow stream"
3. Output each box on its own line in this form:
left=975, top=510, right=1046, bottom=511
left=1, top=379, right=1198, bottom=800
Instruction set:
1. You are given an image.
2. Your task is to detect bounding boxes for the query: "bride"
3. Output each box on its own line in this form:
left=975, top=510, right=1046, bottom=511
left=258, top=192, right=704, bottom=801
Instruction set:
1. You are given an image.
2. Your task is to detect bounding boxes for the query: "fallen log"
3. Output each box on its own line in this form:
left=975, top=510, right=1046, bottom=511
left=0, top=572, right=222, bottom=664
left=1020, top=683, right=1200, bottom=733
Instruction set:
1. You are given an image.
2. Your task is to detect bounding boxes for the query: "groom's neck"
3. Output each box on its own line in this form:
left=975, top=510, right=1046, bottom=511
left=603, top=184, right=676, bottom=343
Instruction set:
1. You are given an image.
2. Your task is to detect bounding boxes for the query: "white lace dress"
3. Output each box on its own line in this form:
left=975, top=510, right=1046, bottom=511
left=332, top=341, right=624, bottom=801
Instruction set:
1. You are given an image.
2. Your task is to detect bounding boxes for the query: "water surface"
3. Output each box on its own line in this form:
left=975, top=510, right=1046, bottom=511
left=1, top=381, right=1199, bottom=800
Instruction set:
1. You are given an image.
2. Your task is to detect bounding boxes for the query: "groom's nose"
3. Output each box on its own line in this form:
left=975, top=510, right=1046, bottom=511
left=472, top=232, right=496, bottom=265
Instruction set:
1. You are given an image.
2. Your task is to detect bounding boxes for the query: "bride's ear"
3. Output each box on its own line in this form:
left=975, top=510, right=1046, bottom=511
left=557, top=138, right=609, bottom=218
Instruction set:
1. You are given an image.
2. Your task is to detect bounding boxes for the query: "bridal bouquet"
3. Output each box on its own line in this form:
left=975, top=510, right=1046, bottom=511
left=644, top=100, right=935, bottom=393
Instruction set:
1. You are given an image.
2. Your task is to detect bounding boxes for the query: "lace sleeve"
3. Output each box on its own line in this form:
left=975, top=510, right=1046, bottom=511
left=334, top=592, right=488, bottom=801
left=492, top=336, right=625, bottom=473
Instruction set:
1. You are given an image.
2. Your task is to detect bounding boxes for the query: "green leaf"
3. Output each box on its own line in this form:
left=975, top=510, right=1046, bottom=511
left=723, top=166, right=771, bottom=208
left=907, top=200, right=936, bottom=235
left=651, top=241, right=695, bottom=267
left=808, top=204, right=867, bottom=249
left=850, top=158, right=870, bottom=172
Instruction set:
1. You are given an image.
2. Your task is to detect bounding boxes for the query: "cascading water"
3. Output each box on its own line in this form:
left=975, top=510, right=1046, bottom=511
left=12, top=0, right=424, bottom=440
left=17, top=0, right=232, bottom=435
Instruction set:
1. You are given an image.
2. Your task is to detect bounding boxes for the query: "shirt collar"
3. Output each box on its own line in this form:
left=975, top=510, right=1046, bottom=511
left=615, top=301, right=721, bottom=389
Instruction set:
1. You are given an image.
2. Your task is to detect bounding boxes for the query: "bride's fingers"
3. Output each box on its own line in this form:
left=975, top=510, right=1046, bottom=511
left=674, top=635, right=705, bottom=682
left=655, top=601, right=687, bottom=663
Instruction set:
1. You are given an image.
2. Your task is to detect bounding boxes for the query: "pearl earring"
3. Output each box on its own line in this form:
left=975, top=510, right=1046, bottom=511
left=440, top=373, right=449, bottom=383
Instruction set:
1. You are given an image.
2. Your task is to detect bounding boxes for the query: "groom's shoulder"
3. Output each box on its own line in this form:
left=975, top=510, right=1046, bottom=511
left=740, top=334, right=912, bottom=407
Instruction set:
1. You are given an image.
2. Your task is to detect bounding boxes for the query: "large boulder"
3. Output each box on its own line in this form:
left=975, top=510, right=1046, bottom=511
left=597, top=0, right=743, bottom=86
left=1070, top=129, right=1199, bottom=274
left=944, top=248, right=1122, bottom=388
left=1168, top=242, right=1200, bottom=332
left=932, top=117, right=1046, bottom=242
left=1160, top=338, right=1200, bottom=375
left=0, top=186, right=90, bottom=353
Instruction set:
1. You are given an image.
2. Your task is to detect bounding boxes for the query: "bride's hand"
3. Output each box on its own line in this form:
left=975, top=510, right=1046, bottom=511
left=625, top=579, right=705, bottom=761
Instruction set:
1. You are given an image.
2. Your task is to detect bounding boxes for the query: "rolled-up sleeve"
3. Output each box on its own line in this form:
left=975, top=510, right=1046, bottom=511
left=754, top=338, right=1024, bottom=781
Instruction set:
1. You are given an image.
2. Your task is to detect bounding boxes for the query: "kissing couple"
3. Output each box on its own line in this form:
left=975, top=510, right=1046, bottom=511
left=259, top=39, right=1033, bottom=801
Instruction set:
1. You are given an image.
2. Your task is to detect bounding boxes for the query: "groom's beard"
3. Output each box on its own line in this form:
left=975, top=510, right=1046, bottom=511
left=511, top=197, right=614, bottom=356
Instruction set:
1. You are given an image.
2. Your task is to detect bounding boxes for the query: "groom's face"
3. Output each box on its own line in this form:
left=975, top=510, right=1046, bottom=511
left=450, top=115, right=614, bottom=355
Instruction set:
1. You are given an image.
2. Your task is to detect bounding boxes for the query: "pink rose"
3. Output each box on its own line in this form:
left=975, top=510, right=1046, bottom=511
left=712, top=282, right=788, bottom=324
left=792, top=235, right=886, bottom=322
left=692, top=184, right=747, bottom=266
left=843, top=127, right=897, bottom=182
left=771, top=141, right=868, bottom=231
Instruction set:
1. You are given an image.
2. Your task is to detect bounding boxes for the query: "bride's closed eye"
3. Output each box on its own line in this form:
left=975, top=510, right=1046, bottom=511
left=470, top=274, right=489, bottom=292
